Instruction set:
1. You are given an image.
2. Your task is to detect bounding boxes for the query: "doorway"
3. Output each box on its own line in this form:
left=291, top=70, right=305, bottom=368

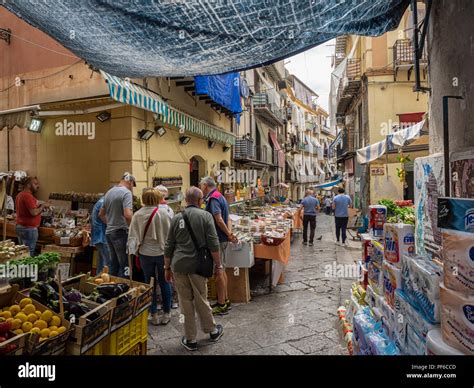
left=190, top=156, right=206, bottom=187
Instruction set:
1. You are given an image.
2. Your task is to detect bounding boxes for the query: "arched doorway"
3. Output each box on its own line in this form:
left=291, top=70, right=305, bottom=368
left=190, top=155, right=206, bottom=187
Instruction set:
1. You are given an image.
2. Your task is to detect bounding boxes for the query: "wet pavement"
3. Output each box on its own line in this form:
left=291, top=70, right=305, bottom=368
left=147, top=214, right=361, bottom=355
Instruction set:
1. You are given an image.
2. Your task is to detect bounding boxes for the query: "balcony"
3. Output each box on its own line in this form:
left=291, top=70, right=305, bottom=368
left=336, top=128, right=355, bottom=161
left=336, top=58, right=362, bottom=116
left=253, top=93, right=285, bottom=127
left=233, top=137, right=276, bottom=166
left=393, top=39, right=428, bottom=81
left=321, top=125, right=337, bottom=137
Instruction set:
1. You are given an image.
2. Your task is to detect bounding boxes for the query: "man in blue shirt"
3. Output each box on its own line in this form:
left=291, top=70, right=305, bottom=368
left=200, top=177, right=237, bottom=316
left=91, top=196, right=110, bottom=274
left=300, top=189, right=320, bottom=246
left=332, top=187, right=353, bottom=247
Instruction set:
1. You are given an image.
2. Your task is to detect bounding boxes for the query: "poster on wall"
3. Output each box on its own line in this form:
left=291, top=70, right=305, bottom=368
left=451, top=150, right=474, bottom=198
left=414, top=153, right=444, bottom=259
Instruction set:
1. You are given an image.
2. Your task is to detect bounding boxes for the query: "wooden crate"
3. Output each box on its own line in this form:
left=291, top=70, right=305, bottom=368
left=225, top=267, right=250, bottom=303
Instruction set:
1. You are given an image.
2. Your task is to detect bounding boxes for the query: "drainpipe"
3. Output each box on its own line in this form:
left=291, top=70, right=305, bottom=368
left=442, top=95, right=464, bottom=197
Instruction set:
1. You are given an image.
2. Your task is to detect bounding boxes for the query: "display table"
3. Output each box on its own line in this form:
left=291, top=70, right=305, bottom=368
left=293, top=208, right=303, bottom=231
left=0, top=219, right=55, bottom=245
left=254, top=232, right=291, bottom=292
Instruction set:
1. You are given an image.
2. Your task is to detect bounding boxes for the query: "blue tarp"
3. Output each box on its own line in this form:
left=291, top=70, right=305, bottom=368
left=2, top=0, right=410, bottom=77
left=195, top=73, right=242, bottom=115
left=313, top=178, right=343, bottom=189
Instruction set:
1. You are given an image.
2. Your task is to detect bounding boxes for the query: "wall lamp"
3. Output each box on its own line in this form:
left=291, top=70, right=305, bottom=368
left=28, top=118, right=44, bottom=133
left=137, top=129, right=154, bottom=141
left=208, top=140, right=216, bottom=149
left=96, top=111, right=111, bottom=122
left=179, top=135, right=191, bottom=145
left=155, top=126, right=166, bottom=137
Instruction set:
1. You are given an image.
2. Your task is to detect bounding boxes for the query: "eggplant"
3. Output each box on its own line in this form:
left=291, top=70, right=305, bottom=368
left=64, top=289, right=82, bottom=303
left=117, top=294, right=132, bottom=305
left=29, top=288, right=48, bottom=306
left=96, top=283, right=129, bottom=299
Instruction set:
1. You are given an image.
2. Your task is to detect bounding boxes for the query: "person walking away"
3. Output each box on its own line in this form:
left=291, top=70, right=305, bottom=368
left=300, top=189, right=320, bottom=246
left=333, top=187, right=352, bottom=247
left=99, top=172, right=135, bottom=277
left=128, top=188, right=171, bottom=325
left=324, top=196, right=333, bottom=215
left=200, top=176, right=238, bottom=316
left=91, top=196, right=110, bottom=274
left=164, top=187, right=224, bottom=351
left=15, top=176, right=49, bottom=256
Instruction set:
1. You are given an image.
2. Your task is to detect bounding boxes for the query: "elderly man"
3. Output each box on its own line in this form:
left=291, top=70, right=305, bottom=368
left=300, top=189, right=320, bottom=246
left=99, top=172, right=135, bottom=277
left=164, top=187, right=224, bottom=351
left=199, top=176, right=237, bottom=316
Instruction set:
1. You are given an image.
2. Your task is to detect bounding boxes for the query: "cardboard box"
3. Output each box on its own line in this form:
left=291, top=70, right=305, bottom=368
left=225, top=241, right=255, bottom=268
left=226, top=267, right=250, bottom=303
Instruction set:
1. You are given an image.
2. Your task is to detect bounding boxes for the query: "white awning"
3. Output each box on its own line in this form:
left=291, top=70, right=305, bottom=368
left=356, top=139, right=387, bottom=165
left=315, top=163, right=325, bottom=175
left=389, top=119, right=425, bottom=147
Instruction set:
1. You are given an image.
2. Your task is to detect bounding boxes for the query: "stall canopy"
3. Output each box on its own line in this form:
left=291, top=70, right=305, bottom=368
left=101, top=70, right=236, bottom=145
left=2, top=1, right=411, bottom=77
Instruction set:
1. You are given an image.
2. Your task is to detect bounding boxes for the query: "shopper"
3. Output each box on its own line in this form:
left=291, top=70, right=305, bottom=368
left=155, top=185, right=175, bottom=219
left=300, top=189, right=320, bottom=246
left=100, top=172, right=135, bottom=277
left=200, top=176, right=237, bottom=316
left=324, top=196, right=333, bottom=215
left=15, top=176, right=49, bottom=256
left=91, top=196, right=110, bottom=274
left=128, top=188, right=171, bottom=325
left=164, top=187, right=224, bottom=351
left=333, top=187, right=352, bottom=247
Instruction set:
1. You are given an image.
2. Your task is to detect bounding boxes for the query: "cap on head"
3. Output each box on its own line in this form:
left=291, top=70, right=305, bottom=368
left=122, top=172, right=136, bottom=187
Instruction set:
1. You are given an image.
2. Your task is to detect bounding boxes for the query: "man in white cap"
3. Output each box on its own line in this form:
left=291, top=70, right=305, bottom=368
left=100, top=172, right=135, bottom=277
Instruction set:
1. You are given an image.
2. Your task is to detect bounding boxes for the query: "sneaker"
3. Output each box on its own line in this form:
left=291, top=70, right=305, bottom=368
left=150, top=313, right=160, bottom=326
left=171, top=302, right=179, bottom=309
left=335, top=240, right=340, bottom=246
left=160, top=312, right=171, bottom=325
left=302, top=241, right=308, bottom=246
left=309, top=242, right=314, bottom=246
left=225, top=299, right=232, bottom=311
left=212, top=303, right=229, bottom=316
left=342, top=242, right=348, bottom=247
left=180, top=337, right=198, bottom=351
left=209, top=324, right=224, bottom=342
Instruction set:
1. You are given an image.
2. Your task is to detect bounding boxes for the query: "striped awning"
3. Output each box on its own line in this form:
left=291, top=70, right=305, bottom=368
left=312, top=178, right=343, bottom=189
left=356, top=139, right=387, bottom=165
left=101, top=70, right=235, bottom=145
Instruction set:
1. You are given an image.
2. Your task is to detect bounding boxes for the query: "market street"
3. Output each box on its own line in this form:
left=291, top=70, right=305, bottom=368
left=147, top=214, right=357, bottom=355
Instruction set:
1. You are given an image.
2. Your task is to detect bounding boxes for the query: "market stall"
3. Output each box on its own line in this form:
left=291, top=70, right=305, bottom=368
left=338, top=195, right=474, bottom=356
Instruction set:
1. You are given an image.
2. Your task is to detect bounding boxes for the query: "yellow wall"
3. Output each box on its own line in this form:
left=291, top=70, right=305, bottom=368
left=369, top=163, right=404, bottom=203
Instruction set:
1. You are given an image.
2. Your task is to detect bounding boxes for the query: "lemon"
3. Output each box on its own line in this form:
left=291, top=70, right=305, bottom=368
left=19, top=298, right=32, bottom=309
left=15, top=313, right=27, bottom=323
left=11, top=318, right=22, bottom=330
left=57, top=326, right=67, bottom=334
left=40, top=310, right=53, bottom=323
left=0, top=311, right=12, bottom=319
left=9, top=305, right=20, bottom=315
left=30, top=327, right=41, bottom=335
left=22, top=304, right=36, bottom=315
left=22, top=321, right=33, bottom=332
left=13, top=329, right=24, bottom=335
left=48, top=331, right=58, bottom=338
left=48, top=326, right=58, bottom=332
left=27, top=313, right=38, bottom=323
left=40, top=328, right=50, bottom=338
left=33, top=320, right=48, bottom=330
left=35, top=311, right=42, bottom=318
left=50, top=316, right=61, bottom=327
left=39, top=337, right=48, bottom=343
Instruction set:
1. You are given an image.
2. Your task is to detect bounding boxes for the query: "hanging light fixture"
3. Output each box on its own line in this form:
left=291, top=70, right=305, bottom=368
left=137, top=128, right=154, bottom=141
left=179, top=135, right=191, bottom=145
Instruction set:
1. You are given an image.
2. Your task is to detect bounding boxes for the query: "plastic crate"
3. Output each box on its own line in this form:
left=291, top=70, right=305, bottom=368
left=108, top=311, right=148, bottom=355
left=83, top=340, right=105, bottom=356
left=123, top=340, right=147, bottom=356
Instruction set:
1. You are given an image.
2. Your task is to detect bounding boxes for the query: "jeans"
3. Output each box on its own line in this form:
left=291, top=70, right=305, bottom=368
left=335, top=217, right=349, bottom=243
left=325, top=206, right=332, bottom=215
left=95, top=243, right=111, bottom=274
left=16, top=225, right=38, bottom=256
left=303, top=215, right=316, bottom=243
left=106, top=229, right=129, bottom=278
left=139, top=254, right=172, bottom=314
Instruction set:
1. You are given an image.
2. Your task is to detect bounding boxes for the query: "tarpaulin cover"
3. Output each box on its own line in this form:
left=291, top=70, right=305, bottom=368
left=194, top=72, right=242, bottom=115
left=2, top=0, right=410, bottom=77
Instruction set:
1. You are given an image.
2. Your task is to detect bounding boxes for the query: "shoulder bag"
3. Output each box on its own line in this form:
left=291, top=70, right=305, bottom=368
left=182, top=210, right=214, bottom=278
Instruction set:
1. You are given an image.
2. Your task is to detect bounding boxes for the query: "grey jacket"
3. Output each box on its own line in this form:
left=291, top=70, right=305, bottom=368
left=164, top=205, right=220, bottom=274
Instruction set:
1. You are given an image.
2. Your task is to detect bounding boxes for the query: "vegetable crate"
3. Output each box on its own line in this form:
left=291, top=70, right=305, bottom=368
left=107, top=310, right=148, bottom=355
left=1, top=285, right=72, bottom=355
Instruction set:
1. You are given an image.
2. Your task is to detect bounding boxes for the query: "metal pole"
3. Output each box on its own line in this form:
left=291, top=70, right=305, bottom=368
left=411, top=0, right=421, bottom=92
left=442, top=96, right=464, bottom=197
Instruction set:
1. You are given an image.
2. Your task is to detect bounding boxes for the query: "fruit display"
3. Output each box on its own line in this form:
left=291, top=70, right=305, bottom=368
left=0, top=240, right=29, bottom=262
left=0, top=298, right=66, bottom=343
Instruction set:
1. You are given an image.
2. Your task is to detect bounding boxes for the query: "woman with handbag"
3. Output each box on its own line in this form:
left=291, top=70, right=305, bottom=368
left=128, top=188, right=171, bottom=326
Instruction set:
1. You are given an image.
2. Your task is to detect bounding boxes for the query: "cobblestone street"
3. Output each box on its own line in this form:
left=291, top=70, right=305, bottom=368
left=147, top=214, right=360, bottom=355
